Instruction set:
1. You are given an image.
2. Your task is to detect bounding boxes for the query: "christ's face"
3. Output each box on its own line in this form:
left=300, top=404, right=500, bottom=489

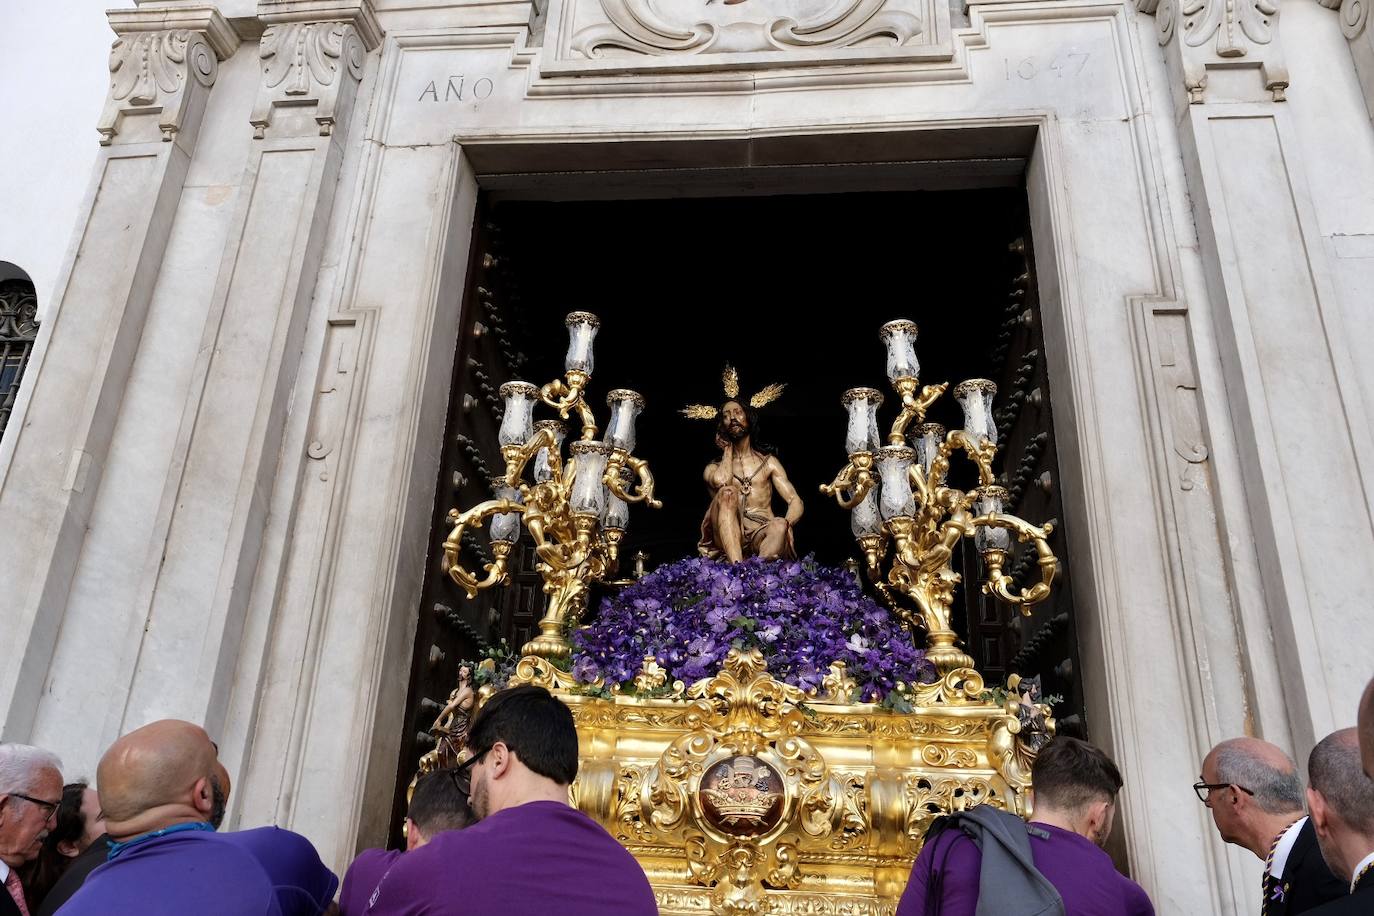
left=721, top=402, right=749, bottom=442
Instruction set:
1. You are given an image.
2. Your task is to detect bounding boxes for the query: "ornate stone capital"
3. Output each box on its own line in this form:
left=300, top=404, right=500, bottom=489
left=251, top=1, right=380, bottom=139
left=1144, top=0, right=1288, bottom=103
left=98, top=6, right=238, bottom=146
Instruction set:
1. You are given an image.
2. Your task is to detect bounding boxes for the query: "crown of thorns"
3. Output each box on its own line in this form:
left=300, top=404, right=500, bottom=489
left=680, top=366, right=787, bottom=420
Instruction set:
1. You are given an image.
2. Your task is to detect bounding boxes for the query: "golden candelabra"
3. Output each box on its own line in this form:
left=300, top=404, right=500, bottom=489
left=440, top=311, right=661, bottom=659
left=820, top=319, right=1059, bottom=676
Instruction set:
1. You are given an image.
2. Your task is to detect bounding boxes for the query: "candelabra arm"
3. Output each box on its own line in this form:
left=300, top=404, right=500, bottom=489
left=888, top=380, right=949, bottom=446
left=944, top=430, right=999, bottom=487
left=441, top=498, right=523, bottom=598
left=502, top=426, right=557, bottom=489
left=819, top=452, right=875, bottom=510
left=535, top=512, right=597, bottom=572
left=605, top=450, right=663, bottom=509
left=976, top=516, right=1058, bottom=613
left=541, top=371, right=598, bottom=440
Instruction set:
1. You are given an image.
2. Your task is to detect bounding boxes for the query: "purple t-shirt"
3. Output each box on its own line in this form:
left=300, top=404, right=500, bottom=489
left=217, top=826, right=340, bottom=915
left=55, top=829, right=283, bottom=915
left=896, top=821, right=1154, bottom=916
left=339, top=849, right=402, bottom=915
left=366, top=801, right=657, bottom=915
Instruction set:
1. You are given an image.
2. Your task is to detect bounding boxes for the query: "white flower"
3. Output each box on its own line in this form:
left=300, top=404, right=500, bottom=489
left=846, top=633, right=869, bottom=652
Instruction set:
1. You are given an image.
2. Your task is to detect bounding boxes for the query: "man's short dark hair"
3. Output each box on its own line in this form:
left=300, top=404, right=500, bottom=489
left=467, top=685, right=579, bottom=786
left=1031, top=736, right=1123, bottom=811
left=1309, top=729, right=1374, bottom=834
left=408, top=770, right=474, bottom=834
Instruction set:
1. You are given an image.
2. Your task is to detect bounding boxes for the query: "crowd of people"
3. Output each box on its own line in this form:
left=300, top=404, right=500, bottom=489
left=1, top=677, right=1372, bottom=914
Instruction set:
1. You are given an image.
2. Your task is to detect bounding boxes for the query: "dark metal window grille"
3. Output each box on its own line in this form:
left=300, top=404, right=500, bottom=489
left=0, top=280, right=39, bottom=442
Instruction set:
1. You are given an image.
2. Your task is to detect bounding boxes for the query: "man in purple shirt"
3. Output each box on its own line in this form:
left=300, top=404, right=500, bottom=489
left=897, top=736, right=1154, bottom=916
left=367, top=685, right=657, bottom=915
left=338, top=768, right=474, bottom=914
left=56, top=719, right=281, bottom=915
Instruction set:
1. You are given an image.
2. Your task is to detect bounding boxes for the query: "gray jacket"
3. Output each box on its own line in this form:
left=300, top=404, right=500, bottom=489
left=932, top=804, right=1065, bottom=916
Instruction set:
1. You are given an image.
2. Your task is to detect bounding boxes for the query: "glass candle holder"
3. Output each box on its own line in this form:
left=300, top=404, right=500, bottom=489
left=601, top=468, right=632, bottom=532
left=914, top=423, right=946, bottom=478
left=532, top=420, right=566, bottom=483
left=974, top=485, right=1011, bottom=552
left=497, top=381, right=539, bottom=447
left=489, top=476, right=524, bottom=544
left=569, top=440, right=611, bottom=516
left=879, top=319, right=920, bottom=383
left=954, top=379, right=998, bottom=446
left=564, top=311, right=600, bottom=376
left=841, top=387, right=884, bottom=456
left=850, top=481, right=883, bottom=538
left=876, top=445, right=917, bottom=520
left=604, top=389, right=645, bottom=453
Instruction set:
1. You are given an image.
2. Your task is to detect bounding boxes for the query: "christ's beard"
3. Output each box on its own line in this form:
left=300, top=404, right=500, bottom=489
left=725, top=422, right=748, bottom=442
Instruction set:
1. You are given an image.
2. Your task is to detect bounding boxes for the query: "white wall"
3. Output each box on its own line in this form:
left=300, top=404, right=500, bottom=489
left=0, top=0, right=133, bottom=318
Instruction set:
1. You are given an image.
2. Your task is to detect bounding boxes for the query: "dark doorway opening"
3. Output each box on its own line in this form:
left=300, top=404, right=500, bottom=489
left=390, top=186, right=1085, bottom=841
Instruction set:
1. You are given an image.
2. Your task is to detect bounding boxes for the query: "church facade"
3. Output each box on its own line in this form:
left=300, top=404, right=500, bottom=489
left=2, top=0, right=1374, bottom=911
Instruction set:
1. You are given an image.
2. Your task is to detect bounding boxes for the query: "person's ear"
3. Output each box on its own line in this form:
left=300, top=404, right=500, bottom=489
left=405, top=819, right=427, bottom=851
left=57, top=839, right=81, bottom=858
left=488, top=742, right=512, bottom=780
left=1085, top=799, right=1112, bottom=843
left=191, top=776, right=214, bottom=817
left=1307, top=787, right=1330, bottom=836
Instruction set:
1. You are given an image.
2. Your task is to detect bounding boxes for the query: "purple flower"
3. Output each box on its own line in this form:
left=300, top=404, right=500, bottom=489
left=571, top=556, right=933, bottom=703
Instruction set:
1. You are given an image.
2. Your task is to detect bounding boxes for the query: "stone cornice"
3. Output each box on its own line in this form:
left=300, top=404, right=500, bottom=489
left=107, top=4, right=240, bottom=60
left=257, top=0, right=383, bottom=50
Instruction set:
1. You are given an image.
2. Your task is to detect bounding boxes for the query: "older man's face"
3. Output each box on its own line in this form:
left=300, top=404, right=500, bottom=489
left=0, top=767, right=62, bottom=866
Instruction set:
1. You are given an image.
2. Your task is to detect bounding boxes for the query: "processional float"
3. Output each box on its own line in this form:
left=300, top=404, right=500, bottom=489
left=420, top=312, right=1059, bottom=915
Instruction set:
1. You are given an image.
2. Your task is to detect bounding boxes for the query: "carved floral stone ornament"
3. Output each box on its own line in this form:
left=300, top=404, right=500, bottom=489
left=99, top=30, right=218, bottom=145
left=543, top=0, right=948, bottom=70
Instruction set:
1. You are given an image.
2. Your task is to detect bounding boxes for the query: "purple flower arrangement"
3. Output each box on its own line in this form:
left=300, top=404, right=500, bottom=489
left=571, top=556, right=935, bottom=704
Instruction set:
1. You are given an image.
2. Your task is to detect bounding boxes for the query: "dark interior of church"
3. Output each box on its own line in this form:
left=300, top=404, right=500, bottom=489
left=492, top=189, right=1021, bottom=568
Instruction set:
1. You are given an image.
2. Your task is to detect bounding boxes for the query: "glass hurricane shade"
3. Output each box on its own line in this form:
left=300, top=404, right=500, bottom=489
left=564, top=311, right=600, bottom=375
left=601, top=469, right=632, bottom=531
left=841, top=387, right=883, bottom=455
left=914, top=423, right=945, bottom=478
left=569, top=440, right=611, bottom=515
left=850, top=482, right=883, bottom=538
left=974, top=485, right=1011, bottom=552
left=879, top=319, right=920, bottom=383
left=498, top=381, right=539, bottom=447
left=876, top=446, right=917, bottom=520
left=489, top=476, right=523, bottom=543
left=954, top=379, right=998, bottom=446
left=532, top=420, right=566, bottom=483
left=604, top=389, right=644, bottom=453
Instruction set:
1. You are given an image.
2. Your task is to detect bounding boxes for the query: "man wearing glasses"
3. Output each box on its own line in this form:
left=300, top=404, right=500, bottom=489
left=0, top=743, right=64, bottom=916
left=1196, top=738, right=1346, bottom=915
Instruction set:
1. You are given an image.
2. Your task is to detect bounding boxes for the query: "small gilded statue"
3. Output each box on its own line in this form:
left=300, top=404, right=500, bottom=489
left=683, top=367, right=803, bottom=562
left=419, top=664, right=475, bottom=775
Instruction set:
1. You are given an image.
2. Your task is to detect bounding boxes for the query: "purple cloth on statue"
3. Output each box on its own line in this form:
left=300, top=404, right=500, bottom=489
left=217, top=826, right=340, bottom=915
left=339, top=849, right=402, bottom=915
left=896, top=821, right=1155, bottom=916
left=365, top=801, right=657, bottom=915
left=55, top=830, right=283, bottom=916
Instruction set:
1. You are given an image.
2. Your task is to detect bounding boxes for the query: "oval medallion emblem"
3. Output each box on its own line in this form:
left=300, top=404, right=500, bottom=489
left=698, top=755, right=785, bottom=838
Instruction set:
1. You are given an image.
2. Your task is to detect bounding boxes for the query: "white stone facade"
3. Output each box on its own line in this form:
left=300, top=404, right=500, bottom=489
left=2, top=0, right=1373, bottom=910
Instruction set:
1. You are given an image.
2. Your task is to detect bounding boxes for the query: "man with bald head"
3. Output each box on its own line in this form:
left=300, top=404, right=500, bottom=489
left=1305, top=729, right=1374, bottom=913
left=57, top=720, right=282, bottom=915
left=1197, top=737, right=1346, bottom=915
left=0, top=743, right=63, bottom=916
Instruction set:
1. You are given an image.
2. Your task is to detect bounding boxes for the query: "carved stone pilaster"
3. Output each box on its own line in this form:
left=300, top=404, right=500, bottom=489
left=1335, top=0, right=1374, bottom=123
left=251, top=0, right=382, bottom=140
left=99, top=7, right=239, bottom=146
left=1144, top=0, right=1288, bottom=103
